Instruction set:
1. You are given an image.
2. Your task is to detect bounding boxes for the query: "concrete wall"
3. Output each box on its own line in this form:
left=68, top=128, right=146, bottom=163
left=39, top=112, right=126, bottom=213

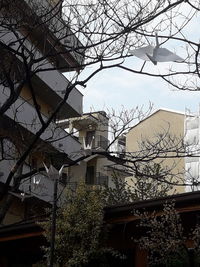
left=69, top=161, right=87, bottom=183
left=77, top=112, right=109, bottom=141
left=67, top=112, right=122, bottom=188
left=1, top=27, right=83, bottom=119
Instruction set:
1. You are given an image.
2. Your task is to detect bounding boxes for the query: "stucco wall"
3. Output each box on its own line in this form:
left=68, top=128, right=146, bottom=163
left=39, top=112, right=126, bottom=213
left=126, top=110, right=185, bottom=194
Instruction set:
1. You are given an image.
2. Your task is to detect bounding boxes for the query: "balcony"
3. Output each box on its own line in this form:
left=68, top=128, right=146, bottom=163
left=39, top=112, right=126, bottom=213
left=0, top=30, right=83, bottom=119
left=1, top=0, right=84, bottom=71
left=0, top=88, right=81, bottom=156
left=0, top=159, right=74, bottom=203
left=19, top=172, right=60, bottom=203
left=32, top=59, right=83, bottom=119
left=86, top=172, right=108, bottom=186
left=23, top=0, right=84, bottom=71
left=19, top=164, right=66, bottom=203
left=79, top=135, right=109, bottom=150
left=65, top=112, right=108, bottom=131
left=0, top=160, right=51, bottom=203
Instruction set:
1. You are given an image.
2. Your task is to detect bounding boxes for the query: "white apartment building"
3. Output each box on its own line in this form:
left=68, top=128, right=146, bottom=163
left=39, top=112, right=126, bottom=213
left=0, top=0, right=83, bottom=223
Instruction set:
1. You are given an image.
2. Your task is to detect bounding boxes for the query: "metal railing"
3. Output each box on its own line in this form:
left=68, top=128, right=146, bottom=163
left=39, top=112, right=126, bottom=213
left=79, top=135, right=109, bottom=150
left=85, top=172, right=108, bottom=186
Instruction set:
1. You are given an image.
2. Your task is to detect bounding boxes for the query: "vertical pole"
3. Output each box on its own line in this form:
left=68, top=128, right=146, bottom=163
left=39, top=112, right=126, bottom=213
left=49, top=177, right=58, bottom=267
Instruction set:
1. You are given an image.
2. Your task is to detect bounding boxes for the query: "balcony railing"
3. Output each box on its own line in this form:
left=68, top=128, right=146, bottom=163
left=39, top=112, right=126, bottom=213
left=0, top=162, right=65, bottom=203
left=23, top=0, right=84, bottom=69
left=1, top=29, right=83, bottom=118
left=1, top=88, right=81, bottom=156
left=20, top=165, right=79, bottom=203
left=79, top=135, right=109, bottom=150
left=86, top=172, right=108, bottom=186
left=33, top=58, right=83, bottom=118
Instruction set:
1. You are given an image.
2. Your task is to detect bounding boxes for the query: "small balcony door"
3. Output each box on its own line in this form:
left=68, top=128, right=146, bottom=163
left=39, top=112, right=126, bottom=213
left=86, top=166, right=95, bottom=185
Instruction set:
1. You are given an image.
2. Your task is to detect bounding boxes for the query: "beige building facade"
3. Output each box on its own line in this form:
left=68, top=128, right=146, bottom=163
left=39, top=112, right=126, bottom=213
left=125, top=109, right=187, bottom=194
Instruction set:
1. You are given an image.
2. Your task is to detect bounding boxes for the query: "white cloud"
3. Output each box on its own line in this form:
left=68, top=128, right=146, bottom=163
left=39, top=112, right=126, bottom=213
left=80, top=63, right=200, bottom=113
left=77, top=2, right=200, bottom=114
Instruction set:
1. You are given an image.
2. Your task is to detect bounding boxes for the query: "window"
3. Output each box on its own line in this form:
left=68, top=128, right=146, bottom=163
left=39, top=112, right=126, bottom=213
left=86, top=166, right=95, bottom=184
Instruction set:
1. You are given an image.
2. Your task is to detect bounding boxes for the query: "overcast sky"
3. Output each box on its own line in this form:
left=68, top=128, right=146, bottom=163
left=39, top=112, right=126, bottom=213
left=78, top=63, right=200, bottom=114
left=67, top=2, right=200, bottom=116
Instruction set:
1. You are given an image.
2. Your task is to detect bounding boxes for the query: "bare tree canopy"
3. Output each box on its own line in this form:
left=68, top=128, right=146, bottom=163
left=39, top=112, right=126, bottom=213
left=0, top=0, right=200, bottom=224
